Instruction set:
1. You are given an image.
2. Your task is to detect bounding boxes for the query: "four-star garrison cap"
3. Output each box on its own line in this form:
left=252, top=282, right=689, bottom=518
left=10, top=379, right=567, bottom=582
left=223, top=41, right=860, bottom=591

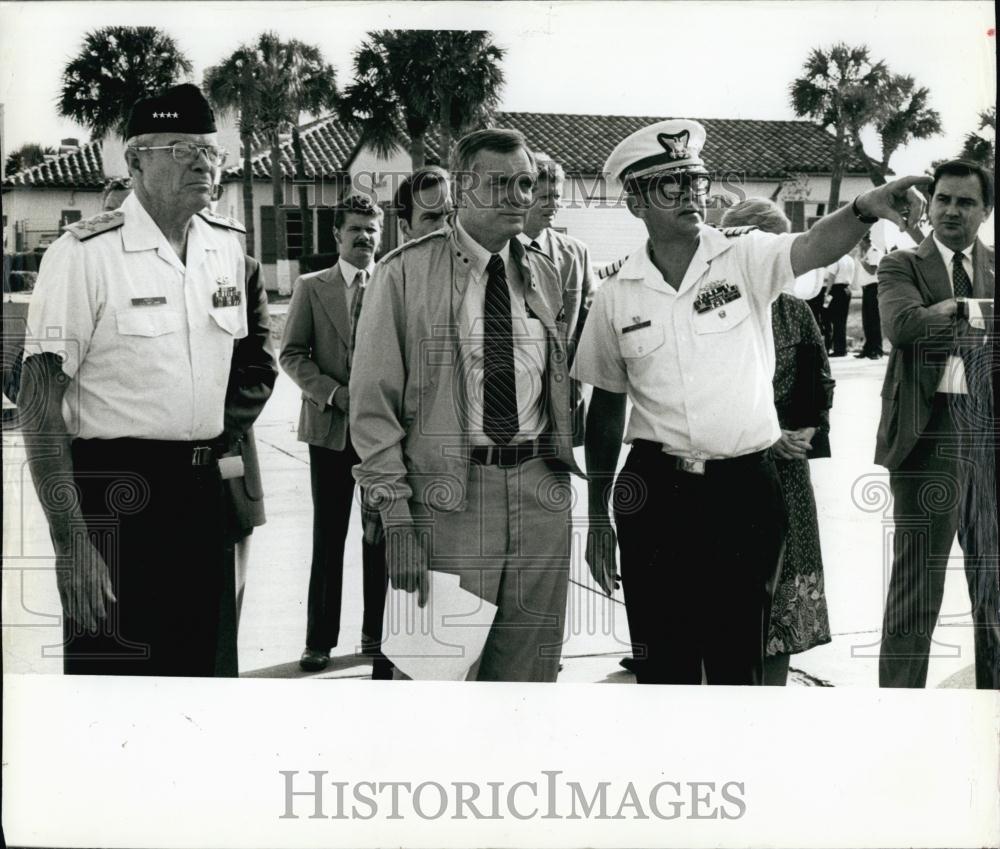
left=604, top=119, right=709, bottom=186
left=125, top=83, right=217, bottom=138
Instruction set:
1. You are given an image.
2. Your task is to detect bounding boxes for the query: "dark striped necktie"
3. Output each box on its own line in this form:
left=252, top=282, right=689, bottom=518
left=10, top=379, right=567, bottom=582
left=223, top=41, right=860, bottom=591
left=483, top=254, right=519, bottom=445
left=349, top=270, right=366, bottom=353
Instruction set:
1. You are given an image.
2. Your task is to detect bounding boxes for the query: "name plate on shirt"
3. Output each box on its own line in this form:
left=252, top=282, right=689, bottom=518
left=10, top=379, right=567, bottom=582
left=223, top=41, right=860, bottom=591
left=131, top=296, right=167, bottom=307
left=693, top=282, right=742, bottom=314
left=621, top=320, right=652, bottom=334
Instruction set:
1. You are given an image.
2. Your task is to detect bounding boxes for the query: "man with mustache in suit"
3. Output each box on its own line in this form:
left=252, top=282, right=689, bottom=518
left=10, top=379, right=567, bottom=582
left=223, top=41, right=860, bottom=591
left=281, top=195, right=388, bottom=672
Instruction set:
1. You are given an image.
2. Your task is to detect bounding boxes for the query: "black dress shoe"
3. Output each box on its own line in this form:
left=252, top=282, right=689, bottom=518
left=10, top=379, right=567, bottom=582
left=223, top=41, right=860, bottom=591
left=853, top=351, right=868, bottom=359
left=359, top=634, right=382, bottom=657
left=866, top=352, right=882, bottom=360
left=299, top=648, right=330, bottom=672
left=619, top=656, right=639, bottom=674
left=371, top=653, right=395, bottom=680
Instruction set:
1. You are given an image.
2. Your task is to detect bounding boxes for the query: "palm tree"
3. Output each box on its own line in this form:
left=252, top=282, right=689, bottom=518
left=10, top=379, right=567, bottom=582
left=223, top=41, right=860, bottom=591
left=204, top=47, right=262, bottom=257
left=339, top=30, right=505, bottom=171
left=4, top=143, right=57, bottom=176
left=59, top=26, right=192, bottom=140
left=339, top=30, right=438, bottom=170
left=846, top=74, right=942, bottom=187
left=243, top=33, right=338, bottom=270
left=790, top=44, right=890, bottom=209
left=429, top=31, right=505, bottom=169
left=958, top=107, right=996, bottom=168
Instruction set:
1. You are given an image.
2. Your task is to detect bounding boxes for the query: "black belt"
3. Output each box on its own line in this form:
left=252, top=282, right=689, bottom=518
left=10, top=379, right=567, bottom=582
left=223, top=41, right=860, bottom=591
left=631, top=440, right=770, bottom=476
left=73, top=437, right=220, bottom=467
left=469, top=437, right=551, bottom=468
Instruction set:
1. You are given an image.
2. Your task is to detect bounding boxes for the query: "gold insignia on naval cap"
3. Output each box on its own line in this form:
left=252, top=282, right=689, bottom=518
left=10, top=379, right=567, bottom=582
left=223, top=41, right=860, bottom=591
left=604, top=119, right=709, bottom=185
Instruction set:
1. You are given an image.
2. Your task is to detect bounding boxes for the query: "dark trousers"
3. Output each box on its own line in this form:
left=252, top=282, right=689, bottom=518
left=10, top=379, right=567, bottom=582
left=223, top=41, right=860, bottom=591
left=306, top=442, right=387, bottom=652
left=614, top=443, right=786, bottom=685
left=824, top=284, right=850, bottom=355
left=63, top=438, right=232, bottom=677
left=806, top=293, right=828, bottom=349
left=860, top=284, right=883, bottom=356
left=880, top=399, right=998, bottom=688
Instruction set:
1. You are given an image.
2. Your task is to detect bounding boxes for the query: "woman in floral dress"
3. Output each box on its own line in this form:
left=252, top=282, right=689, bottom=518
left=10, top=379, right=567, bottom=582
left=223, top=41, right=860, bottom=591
left=722, top=199, right=835, bottom=685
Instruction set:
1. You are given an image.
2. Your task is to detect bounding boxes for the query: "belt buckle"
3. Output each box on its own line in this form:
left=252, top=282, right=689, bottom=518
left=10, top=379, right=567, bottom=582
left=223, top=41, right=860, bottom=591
left=678, top=457, right=706, bottom=475
left=496, top=444, right=519, bottom=469
left=191, top=446, right=213, bottom=467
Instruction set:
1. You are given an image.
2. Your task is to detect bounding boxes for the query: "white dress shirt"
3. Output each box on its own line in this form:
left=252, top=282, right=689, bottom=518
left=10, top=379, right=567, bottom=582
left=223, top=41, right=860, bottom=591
left=517, top=228, right=550, bottom=254
left=932, top=235, right=975, bottom=394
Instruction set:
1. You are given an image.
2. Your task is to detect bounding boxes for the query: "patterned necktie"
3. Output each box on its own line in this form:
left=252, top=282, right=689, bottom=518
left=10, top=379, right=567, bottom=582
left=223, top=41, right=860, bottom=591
left=952, top=252, right=972, bottom=298
left=483, top=254, right=519, bottom=445
left=349, top=270, right=366, bottom=354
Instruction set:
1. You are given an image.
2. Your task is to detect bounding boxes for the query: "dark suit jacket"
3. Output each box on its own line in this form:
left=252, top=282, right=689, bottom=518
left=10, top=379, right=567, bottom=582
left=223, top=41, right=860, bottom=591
left=280, top=264, right=354, bottom=451
left=222, top=256, right=276, bottom=537
left=221, top=256, right=278, bottom=449
left=874, top=236, right=994, bottom=470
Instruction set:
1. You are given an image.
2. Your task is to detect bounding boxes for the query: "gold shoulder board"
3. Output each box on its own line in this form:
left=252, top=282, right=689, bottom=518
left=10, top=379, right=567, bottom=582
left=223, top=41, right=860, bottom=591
left=66, top=210, right=125, bottom=241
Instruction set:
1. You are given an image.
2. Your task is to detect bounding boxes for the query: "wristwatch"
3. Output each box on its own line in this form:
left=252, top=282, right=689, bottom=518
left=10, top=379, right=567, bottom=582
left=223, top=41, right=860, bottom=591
left=851, top=196, right=878, bottom=225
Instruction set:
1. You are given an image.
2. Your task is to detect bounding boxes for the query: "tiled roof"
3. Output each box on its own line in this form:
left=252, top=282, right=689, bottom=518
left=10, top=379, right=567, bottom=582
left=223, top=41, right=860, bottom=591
left=490, top=112, right=874, bottom=178
left=2, top=141, right=105, bottom=188
left=3, top=111, right=874, bottom=189
left=224, top=114, right=360, bottom=180
left=217, top=111, right=876, bottom=181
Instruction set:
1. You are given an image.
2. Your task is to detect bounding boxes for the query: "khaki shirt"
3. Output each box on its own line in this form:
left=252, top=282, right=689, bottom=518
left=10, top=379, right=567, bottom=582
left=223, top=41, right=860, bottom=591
left=26, top=192, right=248, bottom=440
left=349, top=226, right=582, bottom=526
left=572, top=225, right=796, bottom=459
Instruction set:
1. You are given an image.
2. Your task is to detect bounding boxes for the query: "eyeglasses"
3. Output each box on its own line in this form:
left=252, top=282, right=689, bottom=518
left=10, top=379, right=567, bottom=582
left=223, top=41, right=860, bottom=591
left=129, top=142, right=228, bottom=167
left=648, top=173, right=713, bottom=202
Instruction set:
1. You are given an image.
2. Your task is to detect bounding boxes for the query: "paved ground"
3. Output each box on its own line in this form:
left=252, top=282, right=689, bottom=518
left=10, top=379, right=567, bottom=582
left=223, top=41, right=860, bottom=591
left=1, top=329, right=979, bottom=686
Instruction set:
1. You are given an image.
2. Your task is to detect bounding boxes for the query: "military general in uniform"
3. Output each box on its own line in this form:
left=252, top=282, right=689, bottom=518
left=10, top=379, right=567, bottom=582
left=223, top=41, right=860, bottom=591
left=574, top=119, right=929, bottom=685
left=21, top=84, right=277, bottom=677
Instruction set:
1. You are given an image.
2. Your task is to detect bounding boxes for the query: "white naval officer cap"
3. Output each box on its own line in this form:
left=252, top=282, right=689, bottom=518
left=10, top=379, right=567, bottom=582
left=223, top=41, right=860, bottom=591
left=604, top=119, right=709, bottom=188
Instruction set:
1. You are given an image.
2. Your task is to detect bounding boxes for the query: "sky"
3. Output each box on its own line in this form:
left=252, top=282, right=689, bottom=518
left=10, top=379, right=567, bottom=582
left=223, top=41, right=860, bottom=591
left=0, top=0, right=995, bottom=177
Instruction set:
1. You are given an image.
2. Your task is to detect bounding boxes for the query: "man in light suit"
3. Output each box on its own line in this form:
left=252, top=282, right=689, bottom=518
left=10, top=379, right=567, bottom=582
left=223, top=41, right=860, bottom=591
left=518, top=153, right=594, bottom=445
left=350, top=129, right=584, bottom=682
left=280, top=195, right=387, bottom=672
left=875, top=158, right=996, bottom=689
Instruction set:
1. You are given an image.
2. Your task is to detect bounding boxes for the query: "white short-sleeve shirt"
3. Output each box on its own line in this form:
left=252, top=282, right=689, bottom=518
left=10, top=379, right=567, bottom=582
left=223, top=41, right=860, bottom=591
left=571, top=225, right=797, bottom=459
left=26, top=192, right=248, bottom=440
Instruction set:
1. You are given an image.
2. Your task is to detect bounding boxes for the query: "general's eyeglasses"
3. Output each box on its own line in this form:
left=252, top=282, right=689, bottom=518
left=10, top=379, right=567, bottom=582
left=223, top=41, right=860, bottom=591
left=129, top=142, right=228, bottom=167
